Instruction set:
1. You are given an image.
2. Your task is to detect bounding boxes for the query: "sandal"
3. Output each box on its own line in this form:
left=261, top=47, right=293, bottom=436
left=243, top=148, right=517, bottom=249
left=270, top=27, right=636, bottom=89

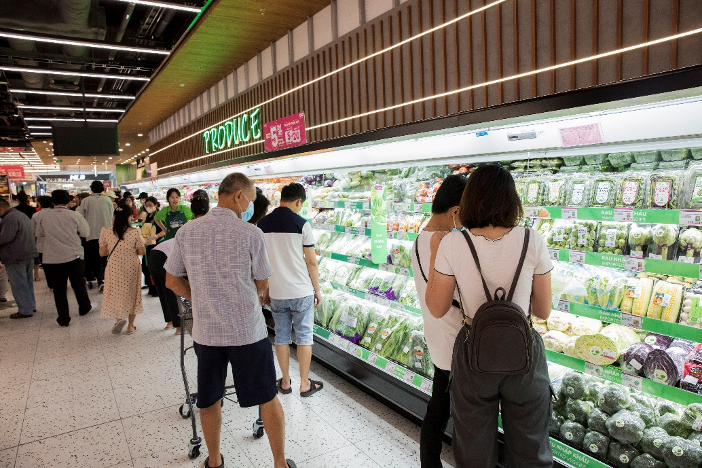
left=286, top=460, right=297, bottom=468
left=9, top=312, right=32, bottom=319
left=300, top=379, right=323, bottom=398
left=125, top=326, right=137, bottom=335
left=203, top=455, right=224, bottom=468
left=276, top=378, right=292, bottom=395
left=112, top=320, right=127, bottom=334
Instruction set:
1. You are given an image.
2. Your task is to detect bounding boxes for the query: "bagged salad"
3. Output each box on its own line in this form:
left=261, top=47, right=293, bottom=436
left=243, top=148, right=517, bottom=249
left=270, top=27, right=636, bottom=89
left=543, top=175, right=568, bottom=206
left=617, top=172, right=649, bottom=209
left=648, top=171, right=683, bottom=209
left=333, top=298, right=371, bottom=344
left=523, top=176, right=545, bottom=206
left=369, top=311, right=413, bottom=359
left=683, top=164, right=702, bottom=210
left=388, top=242, right=412, bottom=267
left=565, top=176, right=592, bottom=207
left=590, top=174, right=620, bottom=208
left=360, top=306, right=390, bottom=349
left=408, top=329, right=434, bottom=379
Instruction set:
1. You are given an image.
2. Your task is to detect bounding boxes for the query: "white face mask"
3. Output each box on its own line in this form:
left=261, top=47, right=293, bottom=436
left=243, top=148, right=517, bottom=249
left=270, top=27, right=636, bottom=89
left=145, top=206, right=155, bottom=214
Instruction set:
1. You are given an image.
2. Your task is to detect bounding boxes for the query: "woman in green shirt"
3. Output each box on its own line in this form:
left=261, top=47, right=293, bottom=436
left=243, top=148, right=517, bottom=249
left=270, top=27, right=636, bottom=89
left=154, top=188, right=193, bottom=240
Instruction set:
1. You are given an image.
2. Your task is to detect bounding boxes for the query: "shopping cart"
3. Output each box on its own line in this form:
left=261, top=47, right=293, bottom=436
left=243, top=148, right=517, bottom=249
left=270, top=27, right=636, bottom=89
left=176, top=296, right=265, bottom=460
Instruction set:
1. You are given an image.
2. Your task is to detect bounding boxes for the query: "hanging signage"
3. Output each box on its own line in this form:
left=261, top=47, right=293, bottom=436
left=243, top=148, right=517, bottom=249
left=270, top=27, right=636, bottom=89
left=560, top=123, right=603, bottom=147
left=103, top=180, right=112, bottom=190
left=371, top=184, right=388, bottom=264
left=201, top=108, right=262, bottom=154
left=263, top=112, right=307, bottom=152
left=0, top=166, right=25, bottom=178
left=0, top=175, right=9, bottom=196
left=0, top=147, right=31, bottom=153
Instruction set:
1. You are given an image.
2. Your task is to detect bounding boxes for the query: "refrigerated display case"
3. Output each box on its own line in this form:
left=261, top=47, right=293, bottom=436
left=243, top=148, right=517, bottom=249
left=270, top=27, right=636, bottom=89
left=127, top=82, right=702, bottom=468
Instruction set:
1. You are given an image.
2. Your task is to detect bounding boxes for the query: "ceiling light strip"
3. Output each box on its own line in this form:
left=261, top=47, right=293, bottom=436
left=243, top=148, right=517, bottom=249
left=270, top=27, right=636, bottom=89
left=10, top=89, right=135, bottom=100
left=0, top=66, right=150, bottom=81
left=18, top=105, right=126, bottom=113
left=116, top=0, right=202, bottom=14
left=305, top=27, right=702, bottom=131
left=159, top=140, right=262, bottom=170
left=0, top=31, right=169, bottom=55
left=25, top=117, right=120, bottom=122
left=150, top=0, right=508, bottom=157
left=27, top=126, right=51, bottom=129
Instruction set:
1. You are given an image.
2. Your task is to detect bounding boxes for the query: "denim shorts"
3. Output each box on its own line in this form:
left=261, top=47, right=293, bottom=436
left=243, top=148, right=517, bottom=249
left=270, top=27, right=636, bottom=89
left=270, top=295, right=315, bottom=346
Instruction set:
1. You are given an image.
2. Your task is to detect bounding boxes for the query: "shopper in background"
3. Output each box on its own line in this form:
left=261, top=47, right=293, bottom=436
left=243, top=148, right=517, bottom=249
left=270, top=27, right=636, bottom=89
left=99, top=202, right=145, bottom=335
left=258, top=183, right=323, bottom=398
left=31, top=196, right=54, bottom=279
left=123, top=191, right=138, bottom=218
left=29, top=196, right=37, bottom=208
left=37, top=190, right=92, bottom=326
left=149, top=192, right=209, bottom=334
left=137, top=192, right=148, bottom=214
left=105, top=190, right=118, bottom=209
left=68, top=195, right=78, bottom=210
left=15, top=191, right=37, bottom=219
left=154, top=188, right=193, bottom=240
left=0, top=198, right=38, bottom=319
left=139, top=196, right=164, bottom=296
left=410, top=174, right=467, bottom=468
left=114, top=189, right=122, bottom=201
left=165, top=172, right=294, bottom=468
left=249, top=187, right=271, bottom=225
left=79, top=181, right=115, bottom=292
left=425, top=164, right=553, bottom=468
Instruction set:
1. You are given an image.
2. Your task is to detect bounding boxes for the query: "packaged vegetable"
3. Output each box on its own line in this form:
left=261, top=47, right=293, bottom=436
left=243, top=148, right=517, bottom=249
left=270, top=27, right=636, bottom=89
left=570, top=221, right=598, bottom=252
left=598, top=222, right=631, bottom=255
left=584, top=430, right=611, bottom=457
left=661, top=413, right=693, bottom=438
left=678, top=227, right=702, bottom=262
left=609, top=152, right=635, bottom=167
left=589, top=408, right=611, bottom=435
left=590, top=175, right=620, bottom=208
left=561, top=372, right=590, bottom=399
left=643, top=332, right=675, bottom=350
left=563, top=155, right=585, bottom=166
left=640, top=427, right=670, bottom=461
left=680, top=403, right=702, bottom=431
left=599, top=385, right=633, bottom=415
left=633, top=151, right=661, bottom=164
left=546, top=220, right=573, bottom=250
left=543, top=331, right=570, bottom=353
left=617, top=173, right=648, bottom=209
left=646, top=281, right=684, bottom=322
left=643, top=348, right=688, bottom=386
left=631, top=162, right=660, bottom=171
left=660, top=160, right=690, bottom=170
left=550, top=411, right=565, bottom=437
left=566, top=398, right=595, bottom=425
left=586, top=154, right=610, bottom=165
left=606, top=409, right=646, bottom=444
left=608, top=442, right=640, bottom=468
left=661, top=149, right=691, bottom=162
left=682, top=345, right=702, bottom=394
left=408, top=329, right=434, bottom=378
left=648, top=171, right=683, bottom=209
left=630, top=454, right=666, bottom=468
left=547, top=311, right=574, bottom=332
left=560, top=420, right=587, bottom=447
left=648, top=225, right=679, bottom=260
left=523, top=178, right=545, bottom=206
left=683, top=164, right=702, bottom=210
left=571, top=316, right=604, bottom=336
left=662, top=436, right=702, bottom=468
left=360, top=307, right=390, bottom=349
left=543, top=175, right=568, bottom=206
left=621, top=277, right=655, bottom=316
left=333, top=300, right=371, bottom=344
left=628, top=226, right=653, bottom=259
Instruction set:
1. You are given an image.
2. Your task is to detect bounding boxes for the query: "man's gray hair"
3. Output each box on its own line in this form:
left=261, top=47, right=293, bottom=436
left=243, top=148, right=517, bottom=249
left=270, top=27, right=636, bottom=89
left=218, top=172, right=252, bottom=197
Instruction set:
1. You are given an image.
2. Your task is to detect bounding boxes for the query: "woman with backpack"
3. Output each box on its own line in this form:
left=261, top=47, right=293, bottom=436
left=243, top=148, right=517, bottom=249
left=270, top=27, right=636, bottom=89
left=425, top=164, right=554, bottom=468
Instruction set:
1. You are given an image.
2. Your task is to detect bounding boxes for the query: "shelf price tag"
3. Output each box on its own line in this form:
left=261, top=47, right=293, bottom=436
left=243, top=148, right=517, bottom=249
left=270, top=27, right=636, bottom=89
left=414, top=204, right=423, bottom=213
left=622, top=373, right=643, bottom=391
left=362, top=202, right=370, bottom=210
left=679, top=210, right=702, bottom=226
left=624, top=256, right=646, bottom=272
left=620, top=313, right=642, bottom=329
left=385, top=361, right=397, bottom=375
left=569, top=250, right=585, bottom=264
left=420, top=378, right=433, bottom=394
left=548, top=249, right=559, bottom=262
left=347, top=256, right=359, bottom=265
left=614, top=208, right=634, bottom=222
left=368, top=353, right=378, bottom=366
left=399, top=267, right=410, bottom=276
left=523, top=206, right=540, bottom=218
left=557, top=300, right=570, bottom=312
left=584, top=362, right=603, bottom=378
left=344, top=201, right=351, bottom=209
left=403, top=370, right=415, bottom=383
left=678, top=256, right=695, bottom=264
left=561, top=207, right=577, bottom=220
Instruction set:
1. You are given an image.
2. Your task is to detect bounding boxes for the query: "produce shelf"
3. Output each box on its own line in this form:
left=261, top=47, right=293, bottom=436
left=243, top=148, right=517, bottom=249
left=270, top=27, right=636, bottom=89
left=312, top=222, right=420, bottom=241
left=312, top=200, right=433, bottom=213
left=543, top=350, right=702, bottom=406
left=558, top=301, right=702, bottom=343
left=316, top=249, right=414, bottom=278
left=329, top=282, right=422, bottom=316
left=524, top=205, right=702, bottom=225
left=548, top=249, right=700, bottom=279
left=313, top=324, right=433, bottom=395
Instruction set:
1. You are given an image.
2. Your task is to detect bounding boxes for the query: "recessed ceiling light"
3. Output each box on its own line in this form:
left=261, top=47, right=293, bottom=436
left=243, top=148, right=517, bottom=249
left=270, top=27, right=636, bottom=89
left=119, top=149, right=124, bottom=152
left=49, top=143, right=53, bottom=145
left=145, top=149, right=149, bottom=152
left=125, top=143, right=131, bottom=146
left=42, top=140, right=47, bottom=143
left=109, top=157, right=112, bottom=159
left=0, top=66, right=150, bottom=82
left=137, top=134, right=143, bottom=137
left=0, top=31, right=170, bottom=55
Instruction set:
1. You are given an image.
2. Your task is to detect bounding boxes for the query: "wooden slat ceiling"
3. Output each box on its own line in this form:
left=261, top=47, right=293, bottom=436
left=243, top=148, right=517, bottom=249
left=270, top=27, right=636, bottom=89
left=118, top=0, right=331, bottom=137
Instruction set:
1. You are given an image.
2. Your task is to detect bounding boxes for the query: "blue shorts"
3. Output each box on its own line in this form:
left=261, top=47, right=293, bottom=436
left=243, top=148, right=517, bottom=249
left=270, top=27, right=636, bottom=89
left=193, top=338, right=277, bottom=409
left=270, top=295, right=315, bottom=346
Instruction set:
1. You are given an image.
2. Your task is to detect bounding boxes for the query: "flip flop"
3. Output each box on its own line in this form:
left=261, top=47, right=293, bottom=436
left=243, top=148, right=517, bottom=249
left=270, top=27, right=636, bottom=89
left=112, top=320, right=127, bottom=334
left=300, top=379, right=323, bottom=398
left=125, top=326, right=137, bottom=335
left=286, top=460, right=297, bottom=468
left=276, top=378, right=292, bottom=394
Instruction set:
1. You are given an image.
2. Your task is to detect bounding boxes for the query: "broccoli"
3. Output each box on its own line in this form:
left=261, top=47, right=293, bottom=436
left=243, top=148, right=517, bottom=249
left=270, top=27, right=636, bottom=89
left=639, top=427, right=670, bottom=461
left=566, top=398, right=595, bottom=425
left=657, top=400, right=683, bottom=419
left=584, top=430, right=611, bottom=458
left=560, top=420, right=587, bottom=448
left=599, top=385, right=633, bottom=415
left=562, top=372, right=589, bottom=400
left=662, top=436, right=702, bottom=468
left=629, top=227, right=652, bottom=253
left=589, top=408, right=611, bottom=435
left=678, top=228, right=702, bottom=258
left=550, top=411, right=565, bottom=437
left=688, top=431, right=702, bottom=447
left=553, top=385, right=567, bottom=416
left=660, top=413, right=693, bottom=439
left=630, top=453, right=666, bottom=468
left=608, top=442, right=641, bottom=468
left=585, top=381, right=605, bottom=404
left=606, top=409, right=646, bottom=445
left=651, top=224, right=679, bottom=259
left=629, top=403, right=658, bottom=428
left=680, top=403, right=702, bottom=431
left=630, top=393, right=656, bottom=409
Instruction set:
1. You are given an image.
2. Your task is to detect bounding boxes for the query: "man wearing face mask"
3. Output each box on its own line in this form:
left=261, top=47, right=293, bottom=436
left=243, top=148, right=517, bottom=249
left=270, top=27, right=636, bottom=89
left=257, top=183, right=323, bottom=398
left=165, top=173, right=295, bottom=468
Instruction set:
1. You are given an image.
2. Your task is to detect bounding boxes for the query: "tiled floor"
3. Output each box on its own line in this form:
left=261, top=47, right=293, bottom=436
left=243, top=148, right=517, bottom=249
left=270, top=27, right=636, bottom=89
left=0, top=275, right=456, bottom=468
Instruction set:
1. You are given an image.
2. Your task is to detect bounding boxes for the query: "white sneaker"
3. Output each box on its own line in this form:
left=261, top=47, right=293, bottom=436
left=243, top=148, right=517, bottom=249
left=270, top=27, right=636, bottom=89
left=99, top=283, right=104, bottom=293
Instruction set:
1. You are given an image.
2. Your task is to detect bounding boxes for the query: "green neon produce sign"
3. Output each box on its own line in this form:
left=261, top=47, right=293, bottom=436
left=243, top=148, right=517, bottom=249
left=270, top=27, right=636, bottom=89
left=202, top=108, right=262, bottom=154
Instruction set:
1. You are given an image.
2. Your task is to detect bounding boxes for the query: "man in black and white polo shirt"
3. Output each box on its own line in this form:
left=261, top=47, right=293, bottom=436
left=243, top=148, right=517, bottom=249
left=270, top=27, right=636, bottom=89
left=258, top=183, right=323, bottom=398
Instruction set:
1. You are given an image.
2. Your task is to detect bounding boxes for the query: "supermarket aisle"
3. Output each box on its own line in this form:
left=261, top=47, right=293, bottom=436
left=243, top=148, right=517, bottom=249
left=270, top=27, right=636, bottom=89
left=0, top=278, right=456, bottom=468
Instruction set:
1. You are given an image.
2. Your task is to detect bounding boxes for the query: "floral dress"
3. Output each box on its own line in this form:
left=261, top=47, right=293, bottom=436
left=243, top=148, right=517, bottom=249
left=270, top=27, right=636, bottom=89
left=99, top=227, right=144, bottom=319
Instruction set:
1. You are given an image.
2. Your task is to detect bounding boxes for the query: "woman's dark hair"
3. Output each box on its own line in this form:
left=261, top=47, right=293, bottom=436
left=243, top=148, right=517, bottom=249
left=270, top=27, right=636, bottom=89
left=249, top=188, right=270, bottom=225
left=123, top=191, right=132, bottom=199
left=145, top=196, right=159, bottom=207
left=166, top=188, right=181, bottom=200
left=192, top=189, right=209, bottom=200
left=38, top=196, right=53, bottom=209
left=16, top=190, right=29, bottom=205
left=459, top=164, right=523, bottom=229
left=191, top=190, right=210, bottom=218
left=431, top=174, right=467, bottom=214
left=112, top=202, right=133, bottom=240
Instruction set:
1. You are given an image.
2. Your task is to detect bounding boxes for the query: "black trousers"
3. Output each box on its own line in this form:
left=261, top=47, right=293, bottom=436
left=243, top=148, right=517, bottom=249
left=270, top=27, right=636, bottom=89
left=420, top=366, right=451, bottom=468
left=44, top=259, right=92, bottom=326
left=148, top=249, right=181, bottom=327
left=142, top=245, right=155, bottom=292
left=84, top=239, right=105, bottom=284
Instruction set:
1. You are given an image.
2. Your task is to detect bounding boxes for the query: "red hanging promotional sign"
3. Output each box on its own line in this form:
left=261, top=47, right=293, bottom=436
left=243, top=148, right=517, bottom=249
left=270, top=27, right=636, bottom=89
left=0, top=166, right=25, bottom=178
left=263, top=112, right=307, bottom=152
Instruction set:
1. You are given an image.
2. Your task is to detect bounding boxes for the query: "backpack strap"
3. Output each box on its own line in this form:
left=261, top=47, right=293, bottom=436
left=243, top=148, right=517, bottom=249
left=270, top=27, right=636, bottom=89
left=460, top=230, right=493, bottom=303
left=507, top=228, right=531, bottom=302
left=414, top=236, right=462, bottom=309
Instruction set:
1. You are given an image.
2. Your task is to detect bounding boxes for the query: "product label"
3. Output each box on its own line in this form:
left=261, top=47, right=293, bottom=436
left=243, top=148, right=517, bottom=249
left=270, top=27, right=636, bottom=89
left=625, top=257, right=646, bottom=272
left=692, top=177, right=702, bottom=203
left=595, top=182, right=612, bottom=204
left=630, top=250, right=644, bottom=259
left=589, top=444, right=599, bottom=453
left=577, top=226, right=588, bottom=246
left=649, top=253, right=663, bottom=260
left=616, top=419, right=625, bottom=428
left=630, top=359, right=643, bottom=371
left=653, top=180, right=673, bottom=207
left=672, top=446, right=684, bottom=457
left=526, top=183, right=540, bottom=204
left=553, top=226, right=565, bottom=242
left=693, top=418, right=702, bottom=432
left=571, top=183, right=585, bottom=205
left=620, top=455, right=630, bottom=464
left=605, top=229, right=617, bottom=248
left=690, top=297, right=702, bottom=324
left=548, top=180, right=564, bottom=204
left=679, top=255, right=696, bottom=264
left=653, top=292, right=671, bottom=307
left=621, top=180, right=640, bottom=206
left=654, top=369, right=668, bottom=382
left=654, top=439, right=663, bottom=448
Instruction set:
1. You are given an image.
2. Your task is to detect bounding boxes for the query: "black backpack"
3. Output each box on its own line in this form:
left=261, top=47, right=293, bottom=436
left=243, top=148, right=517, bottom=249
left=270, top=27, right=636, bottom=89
left=456, top=228, right=533, bottom=375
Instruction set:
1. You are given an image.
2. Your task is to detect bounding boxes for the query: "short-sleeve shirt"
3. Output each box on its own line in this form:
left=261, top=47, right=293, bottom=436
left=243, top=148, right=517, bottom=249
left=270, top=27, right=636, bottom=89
left=257, top=207, right=315, bottom=300
left=164, top=207, right=273, bottom=347
left=434, top=227, right=553, bottom=320
left=154, top=204, right=193, bottom=224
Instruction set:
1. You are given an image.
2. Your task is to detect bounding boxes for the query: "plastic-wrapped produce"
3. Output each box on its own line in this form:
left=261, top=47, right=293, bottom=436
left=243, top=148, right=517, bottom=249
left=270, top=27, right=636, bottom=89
left=316, top=289, right=342, bottom=327
left=620, top=343, right=654, bottom=376
left=349, top=268, right=377, bottom=291
left=408, top=329, right=434, bottom=378
left=680, top=404, right=702, bottom=431
left=599, top=385, right=633, bottom=415
left=550, top=411, right=565, bottom=437
left=523, top=177, right=545, bottom=206
left=368, top=311, right=411, bottom=357
left=608, top=442, right=640, bottom=468
left=546, top=220, right=573, bottom=250
left=628, top=226, right=653, bottom=258
left=590, top=174, right=620, bottom=208
left=334, top=299, right=371, bottom=344
left=643, top=348, right=687, bottom=386
left=598, top=222, right=631, bottom=255
left=661, top=149, right=691, bottom=162
left=606, top=409, right=646, bottom=444
left=586, top=272, right=629, bottom=310
left=661, top=413, right=693, bottom=438
left=589, top=408, right=611, bottom=435
left=662, top=436, right=702, bottom=468
left=682, top=345, right=702, bottom=394
left=689, top=431, right=702, bottom=446
left=609, top=152, right=635, bottom=167
left=584, top=430, right=611, bottom=457
left=543, top=331, right=570, bottom=353
left=633, top=151, right=661, bottom=164
left=570, top=221, right=598, bottom=252
left=617, top=173, right=649, bottom=209
left=561, top=372, right=590, bottom=399
left=669, top=339, right=698, bottom=355
left=571, top=316, right=604, bottom=336
left=630, top=454, right=666, bottom=468
left=645, top=281, right=684, bottom=322
left=565, top=177, right=592, bottom=207
left=680, top=291, right=702, bottom=329
left=360, top=307, right=390, bottom=349
left=543, top=175, right=568, bottom=206
left=560, top=420, right=587, bottom=447
left=640, top=427, right=670, bottom=461
left=677, top=227, right=702, bottom=262
left=621, top=278, right=655, bottom=316
left=683, top=164, right=702, bottom=210
left=648, top=225, right=679, bottom=260
left=547, top=311, right=574, bottom=332
left=586, top=154, right=610, bottom=165
left=643, top=333, right=675, bottom=350
left=648, top=171, right=683, bottom=209
left=566, top=398, right=595, bottom=425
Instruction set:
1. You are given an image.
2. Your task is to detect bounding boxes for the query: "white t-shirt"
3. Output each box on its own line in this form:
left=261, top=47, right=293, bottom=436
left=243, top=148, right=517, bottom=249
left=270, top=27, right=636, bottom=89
left=434, top=227, right=553, bottom=320
left=412, top=231, right=464, bottom=371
